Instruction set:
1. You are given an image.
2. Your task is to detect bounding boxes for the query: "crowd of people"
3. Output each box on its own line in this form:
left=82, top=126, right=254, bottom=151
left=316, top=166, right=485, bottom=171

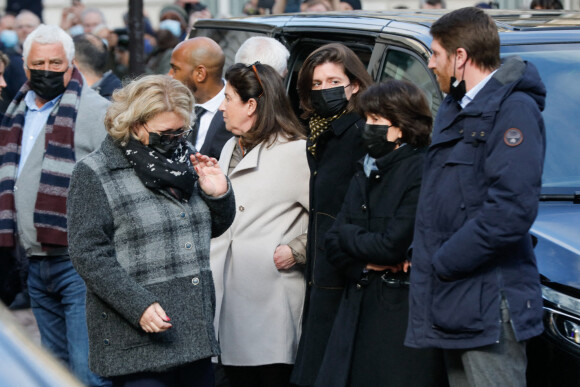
left=0, top=1, right=549, bottom=387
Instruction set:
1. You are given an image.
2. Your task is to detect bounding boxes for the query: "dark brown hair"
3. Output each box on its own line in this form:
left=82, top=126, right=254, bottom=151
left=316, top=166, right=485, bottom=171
left=357, top=80, right=432, bottom=148
left=225, top=62, right=305, bottom=149
left=297, top=43, right=372, bottom=119
left=430, top=7, right=500, bottom=72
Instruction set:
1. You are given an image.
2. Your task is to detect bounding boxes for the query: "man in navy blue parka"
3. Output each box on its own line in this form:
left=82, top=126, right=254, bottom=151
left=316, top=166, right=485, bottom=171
left=405, top=7, right=545, bottom=386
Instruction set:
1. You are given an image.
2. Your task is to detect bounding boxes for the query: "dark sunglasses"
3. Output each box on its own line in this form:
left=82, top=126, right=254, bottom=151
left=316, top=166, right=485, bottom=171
left=147, top=126, right=192, bottom=144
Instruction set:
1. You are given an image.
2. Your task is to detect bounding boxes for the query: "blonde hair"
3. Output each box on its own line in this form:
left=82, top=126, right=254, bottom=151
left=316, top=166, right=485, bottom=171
left=105, top=75, right=194, bottom=143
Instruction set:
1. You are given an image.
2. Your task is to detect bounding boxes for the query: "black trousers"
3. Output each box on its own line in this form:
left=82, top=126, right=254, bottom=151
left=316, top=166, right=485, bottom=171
left=223, top=363, right=293, bottom=387
left=110, top=358, right=214, bottom=387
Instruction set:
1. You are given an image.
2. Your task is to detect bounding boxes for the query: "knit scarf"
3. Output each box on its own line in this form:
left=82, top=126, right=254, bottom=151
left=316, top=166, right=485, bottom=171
left=307, top=110, right=346, bottom=157
left=0, top=67, right=83, bottom=248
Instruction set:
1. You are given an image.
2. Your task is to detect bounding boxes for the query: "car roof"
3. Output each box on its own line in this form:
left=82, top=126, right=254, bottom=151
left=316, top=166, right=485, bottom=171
left=194, top=10, right=580, bottom=45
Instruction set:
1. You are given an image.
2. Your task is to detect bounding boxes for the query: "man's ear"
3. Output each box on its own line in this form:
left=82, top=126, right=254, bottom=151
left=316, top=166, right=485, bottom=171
left=455, top=48, right=468, bottom=69
left=193, top=65, right=207, bottom=83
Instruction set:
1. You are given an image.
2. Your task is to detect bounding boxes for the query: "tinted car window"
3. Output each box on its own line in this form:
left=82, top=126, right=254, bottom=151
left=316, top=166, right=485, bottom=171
left=380, top=48, right=441, bottom=116
left=501, top=44, right=580, bottom=193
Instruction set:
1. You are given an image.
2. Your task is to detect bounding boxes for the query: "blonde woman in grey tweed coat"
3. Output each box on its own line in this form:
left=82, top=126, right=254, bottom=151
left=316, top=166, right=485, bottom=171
left=67, top=75, right=235, bottom=387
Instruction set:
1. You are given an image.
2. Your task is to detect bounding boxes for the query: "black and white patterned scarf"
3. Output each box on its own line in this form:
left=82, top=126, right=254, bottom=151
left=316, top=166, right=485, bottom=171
left=123, top=138, right=198, bottom=201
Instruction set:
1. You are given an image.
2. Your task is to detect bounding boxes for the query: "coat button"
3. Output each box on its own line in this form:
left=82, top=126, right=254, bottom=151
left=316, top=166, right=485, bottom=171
left=480, top=131, right=485, bottom=137
left=471, top=131, right=477, bottom=137
left=103, top=339, right=110, bottom=345
left=239, top=205, right=245, bottom=212
left=361, top=204, right=367, bottom=211
left=101, top=312, right=108, bottom=319
left=180, top=212, right=186, bottom=218
left=313, top=170, right=318, bottom=176
left=375, top=175, right=380, bottom=180
left=356, top=284, right=362, bottom=289
left=185, top=242, right=192, bottom=249
left=460, top=203, right=466, bottom=210
left=192, top=277, right=200, bottom=285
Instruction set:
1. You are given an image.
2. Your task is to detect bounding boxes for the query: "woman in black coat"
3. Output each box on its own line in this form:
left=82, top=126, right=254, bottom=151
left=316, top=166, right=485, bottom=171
left=316, top=80, right=448, bottom=387
left=291, top=43, right=372, bottom=387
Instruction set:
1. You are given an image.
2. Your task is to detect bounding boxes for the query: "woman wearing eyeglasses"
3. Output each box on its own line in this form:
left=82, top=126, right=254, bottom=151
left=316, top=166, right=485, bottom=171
left=210, top=62, right=309, bottom=387
left=67, top=75, right=235, bottom=387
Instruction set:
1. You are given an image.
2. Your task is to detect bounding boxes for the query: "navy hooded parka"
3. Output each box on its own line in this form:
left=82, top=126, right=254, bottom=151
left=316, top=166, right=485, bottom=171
left=405, top=56, right=546, bottom=349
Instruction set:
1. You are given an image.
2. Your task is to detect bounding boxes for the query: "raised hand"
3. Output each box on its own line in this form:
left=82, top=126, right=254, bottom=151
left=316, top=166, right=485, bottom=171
left=190, top=152, right=228, bottom=197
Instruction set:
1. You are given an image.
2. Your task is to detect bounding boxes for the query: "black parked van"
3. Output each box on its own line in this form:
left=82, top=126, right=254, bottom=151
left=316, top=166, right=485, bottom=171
left=190, top=10, right=580, bottom=386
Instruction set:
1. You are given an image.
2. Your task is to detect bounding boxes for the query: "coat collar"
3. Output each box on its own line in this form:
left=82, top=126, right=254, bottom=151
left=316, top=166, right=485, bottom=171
left=219, top=136, right=270, bottom=177
left=100, top=135, right=133, bottom=170
left=330, top=111, right=362, bottom=137
left=357, top=145, right=421, bottom=172
left=375, top=144, right=422, bottom=171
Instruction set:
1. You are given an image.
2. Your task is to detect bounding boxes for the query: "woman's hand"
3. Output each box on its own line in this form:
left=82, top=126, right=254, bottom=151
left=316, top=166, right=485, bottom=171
left=274, top=245, right=296, bottom=270
left=139, top=302, right=172, bottom=333
left=190, top=152, right=228, bottom=197
left=366, top=260, right=411, bottom=273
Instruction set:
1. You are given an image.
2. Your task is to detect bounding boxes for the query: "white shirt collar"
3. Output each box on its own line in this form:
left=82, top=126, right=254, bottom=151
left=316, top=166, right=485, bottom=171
left=460, top=69, right=498, bottom=109
left=197, top=82, right=225, bottom=113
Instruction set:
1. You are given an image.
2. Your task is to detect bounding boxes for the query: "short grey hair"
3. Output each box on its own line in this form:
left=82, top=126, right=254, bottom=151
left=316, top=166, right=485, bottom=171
left=81, top=8, right=107, bottom=26
left=23, top=24, right=75, bottom=66
left=235, top=36, right=290, bottom=77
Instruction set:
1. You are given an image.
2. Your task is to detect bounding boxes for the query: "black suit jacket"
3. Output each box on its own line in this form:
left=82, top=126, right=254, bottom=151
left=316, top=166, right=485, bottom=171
left=198, top=111, right=232, bottom=160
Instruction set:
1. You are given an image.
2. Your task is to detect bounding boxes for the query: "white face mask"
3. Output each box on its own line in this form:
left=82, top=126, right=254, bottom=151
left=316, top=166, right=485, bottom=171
left=68, top=24, right=84, bottom=37
left=159, top=19, right=182, bottom=38
left=0, top=30, right=18, bottom=48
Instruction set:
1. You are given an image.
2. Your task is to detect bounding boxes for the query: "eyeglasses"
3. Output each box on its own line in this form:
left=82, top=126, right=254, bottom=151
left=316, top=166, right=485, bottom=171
left=249, top=62, right=264, bottom=98
left=146, top=125, right=192, bottom=143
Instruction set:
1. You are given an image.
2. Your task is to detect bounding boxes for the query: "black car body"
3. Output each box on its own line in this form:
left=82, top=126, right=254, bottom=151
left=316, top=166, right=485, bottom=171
left=190, top=10, right=580, bottom=385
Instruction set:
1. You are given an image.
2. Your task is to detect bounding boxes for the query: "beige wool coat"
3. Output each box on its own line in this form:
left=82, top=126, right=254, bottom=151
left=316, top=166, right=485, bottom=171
left=211, top=135, right=310, bottom=366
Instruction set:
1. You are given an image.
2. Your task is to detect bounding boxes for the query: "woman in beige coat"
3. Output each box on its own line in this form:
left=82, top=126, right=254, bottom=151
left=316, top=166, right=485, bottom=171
left=210, top=62, right=309, bottom=387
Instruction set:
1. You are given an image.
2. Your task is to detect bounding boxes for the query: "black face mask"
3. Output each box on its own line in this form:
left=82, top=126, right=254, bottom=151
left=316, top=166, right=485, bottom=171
left=28, top=69, right=67, bottom=101
left=449, top=76, right=466, bottom=102
left=311, top=86, right=349, bottom=117
left=449, top=54, right=467, bottom=102
left=362, top=124, right=399, bottom=159
left=148, top=132, right=184, bottom=156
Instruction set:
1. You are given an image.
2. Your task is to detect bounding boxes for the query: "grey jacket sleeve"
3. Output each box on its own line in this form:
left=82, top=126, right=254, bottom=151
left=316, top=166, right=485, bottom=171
left=67, top=161, right=158, bottom=328
left=73, top=85, right=110, bottom=160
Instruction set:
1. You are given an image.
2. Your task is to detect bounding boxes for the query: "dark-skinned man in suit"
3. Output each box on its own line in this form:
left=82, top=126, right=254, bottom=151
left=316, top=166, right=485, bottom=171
left=169, top=37, right=231, bottom=159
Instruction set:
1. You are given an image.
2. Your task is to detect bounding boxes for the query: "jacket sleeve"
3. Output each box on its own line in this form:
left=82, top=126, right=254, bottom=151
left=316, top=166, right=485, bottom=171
left=324, top=181, right=366, bottom=281
left=67, top=161, right=158, bottom=328
left=337, top=172, right=421, bottom=266
left=433, top=94, right=545, bottom=279
left=198, top=177, right=236, bottom=238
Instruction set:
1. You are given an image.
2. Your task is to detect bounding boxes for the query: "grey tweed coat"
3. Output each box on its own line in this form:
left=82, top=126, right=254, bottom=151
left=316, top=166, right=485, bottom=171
left=67, top=135, right=235, bottom=378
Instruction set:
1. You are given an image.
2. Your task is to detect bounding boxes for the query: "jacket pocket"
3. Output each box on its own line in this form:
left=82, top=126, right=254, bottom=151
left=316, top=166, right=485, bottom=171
left=444, top=141, right=486, bottom=218
left=431, top=275, right=484, bottom=334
